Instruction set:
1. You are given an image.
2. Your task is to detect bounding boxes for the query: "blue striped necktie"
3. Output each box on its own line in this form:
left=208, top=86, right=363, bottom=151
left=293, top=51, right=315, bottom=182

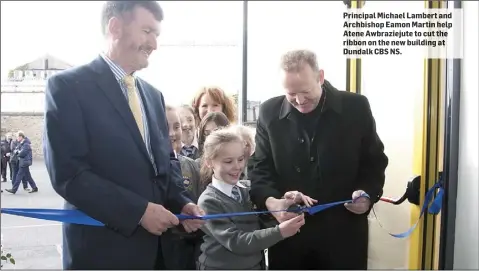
left=231, top=186, right=242, bottom=203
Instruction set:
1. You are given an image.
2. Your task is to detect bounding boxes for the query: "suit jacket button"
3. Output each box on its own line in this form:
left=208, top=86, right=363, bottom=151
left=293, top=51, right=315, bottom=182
left=298, top=138, right=304, bottom=143
left=295, top=166, right=301, bottom=173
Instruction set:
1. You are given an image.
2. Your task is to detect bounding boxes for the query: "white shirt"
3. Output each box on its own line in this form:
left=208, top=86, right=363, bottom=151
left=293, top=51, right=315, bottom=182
left=211, top=176, right=246, bottom=201
left=181, top=136, right=199, bottom=149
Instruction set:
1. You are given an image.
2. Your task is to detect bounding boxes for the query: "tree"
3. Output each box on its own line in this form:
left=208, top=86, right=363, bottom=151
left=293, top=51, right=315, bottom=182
left=232, top=93, right=239, bottom=108
left=7, top=70, right=14, bottom=79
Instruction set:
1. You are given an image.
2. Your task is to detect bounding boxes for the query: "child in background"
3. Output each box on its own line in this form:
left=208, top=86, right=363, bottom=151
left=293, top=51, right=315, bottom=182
left=178, top=105, right=200, bottom=160
left=197, top=128, right=313, bottom=270
left=161, top=105, right=203, bottom=270
left=196, top=111, right=230, bottom=159
left=230, top=124, right=256, bottom=179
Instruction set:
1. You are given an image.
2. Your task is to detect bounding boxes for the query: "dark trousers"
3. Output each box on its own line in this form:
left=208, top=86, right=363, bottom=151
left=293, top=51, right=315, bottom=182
left=155, top=236, right=166, bottom=270
left=12, top=166, right=37, bottom=192
left=1, top=158, right=7, bottom=180
left=161, top=232, right=202, bottom=270
left=267, top=213, right=369, bottom=270
left=10, top=162, right=27, bottom=189
left=8, top=160, right=13, bottom=180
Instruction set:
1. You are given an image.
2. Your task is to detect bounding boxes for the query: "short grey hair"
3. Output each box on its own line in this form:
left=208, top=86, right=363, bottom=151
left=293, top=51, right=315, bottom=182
left=280, top=49, right=319, bottom=72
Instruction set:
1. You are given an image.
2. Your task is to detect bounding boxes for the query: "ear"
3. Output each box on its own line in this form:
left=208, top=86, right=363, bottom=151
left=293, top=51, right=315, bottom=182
left=317, top=69, right=325, bottom=85
left=205, top=159, right=213, bottom=169
left=107, top=16, right=123, bottom=39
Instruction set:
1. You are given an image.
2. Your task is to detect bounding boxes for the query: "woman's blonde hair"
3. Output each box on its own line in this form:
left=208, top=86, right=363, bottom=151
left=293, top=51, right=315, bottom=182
left=191, top=86, right=237, bottom=123
left=200, top=128, right=243, bottom=186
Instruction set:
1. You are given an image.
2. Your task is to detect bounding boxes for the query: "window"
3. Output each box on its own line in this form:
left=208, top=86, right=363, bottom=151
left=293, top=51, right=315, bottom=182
left=246, top=1, right=347, bottom=122
left=136, top=1, right=243, bottom=107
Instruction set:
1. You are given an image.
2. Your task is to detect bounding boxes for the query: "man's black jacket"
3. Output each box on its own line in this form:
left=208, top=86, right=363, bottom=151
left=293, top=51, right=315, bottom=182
left=248, top=80, right=388, bottom=213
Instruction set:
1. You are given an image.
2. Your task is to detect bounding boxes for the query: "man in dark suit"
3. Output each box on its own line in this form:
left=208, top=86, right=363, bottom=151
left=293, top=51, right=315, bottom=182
left=248, top=49, right=388, bottom=270
left=43, top=1, right=205, bottom=269
left=4, top=132, right=38, bottom=194
left=1, top=135, right=10, bottom=182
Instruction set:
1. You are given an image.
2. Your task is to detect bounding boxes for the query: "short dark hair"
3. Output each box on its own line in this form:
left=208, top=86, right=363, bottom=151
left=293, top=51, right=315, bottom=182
left=101, top=1, right=164, bottom=35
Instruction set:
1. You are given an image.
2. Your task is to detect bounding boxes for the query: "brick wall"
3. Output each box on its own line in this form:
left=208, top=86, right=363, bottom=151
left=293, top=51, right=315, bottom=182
left=1, top=112, right=44, bottom=158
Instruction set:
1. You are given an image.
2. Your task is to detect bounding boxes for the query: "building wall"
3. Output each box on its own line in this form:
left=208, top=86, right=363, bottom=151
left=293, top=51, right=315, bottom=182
left=0, top=113, right=44, bottom=159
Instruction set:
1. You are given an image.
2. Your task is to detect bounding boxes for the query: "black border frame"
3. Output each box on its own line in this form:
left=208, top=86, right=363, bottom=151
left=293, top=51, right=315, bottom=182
left=438, top=1, right=462, bottom=269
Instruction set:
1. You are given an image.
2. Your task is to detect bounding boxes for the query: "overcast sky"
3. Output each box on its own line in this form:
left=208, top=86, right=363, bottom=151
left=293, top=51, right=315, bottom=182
left=1, top=1, right=426, bottom=105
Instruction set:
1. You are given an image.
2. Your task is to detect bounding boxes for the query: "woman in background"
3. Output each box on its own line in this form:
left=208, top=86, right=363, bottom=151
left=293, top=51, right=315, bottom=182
left=191, top=86, right=236, bottom=124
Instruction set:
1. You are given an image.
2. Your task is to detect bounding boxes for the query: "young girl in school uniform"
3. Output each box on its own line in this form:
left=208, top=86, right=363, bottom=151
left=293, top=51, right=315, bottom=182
left=197, top=128, right=312, bottom=270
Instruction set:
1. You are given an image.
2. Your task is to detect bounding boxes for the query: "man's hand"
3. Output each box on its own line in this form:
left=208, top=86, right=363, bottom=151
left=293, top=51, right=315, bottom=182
left=180, top=203, right=206, bottom=233
left=344, top=190, right=371, bottom=214
left=265, top=197, right=298, bottom=223
left=140, top=202, right=179, bottom=235
left=283, top=191, right=318, bottom=207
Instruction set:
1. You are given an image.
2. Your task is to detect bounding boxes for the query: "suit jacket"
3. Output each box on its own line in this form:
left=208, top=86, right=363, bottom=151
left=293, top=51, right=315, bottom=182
left=43, top=56, right=192, bottom=269
left=247, top=81, right=388, bottom=253
left=17, top=138, right=33, bottom=167
left=9, top=140, right=20, bottom=164
left=0, top=139, right=9, bottom=160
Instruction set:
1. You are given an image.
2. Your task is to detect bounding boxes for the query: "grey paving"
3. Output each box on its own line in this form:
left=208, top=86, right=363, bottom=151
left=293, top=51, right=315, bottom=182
left=1, top=160, right=63, bottom=269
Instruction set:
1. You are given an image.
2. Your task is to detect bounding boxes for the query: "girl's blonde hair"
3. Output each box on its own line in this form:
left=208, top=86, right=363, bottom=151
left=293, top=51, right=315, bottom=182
left=229, top=124, right=256, bottom=154
left=200, top=128, right=243, bottom=186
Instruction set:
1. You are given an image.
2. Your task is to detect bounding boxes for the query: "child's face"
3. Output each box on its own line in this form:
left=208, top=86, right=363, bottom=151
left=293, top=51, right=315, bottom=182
left=178, top=108, right=196, bottom=145
left=210, top=141, right=245, bottom=185
left=203, top=121, right=219, bottom=138
left=166, top=109, right=183, bottom=153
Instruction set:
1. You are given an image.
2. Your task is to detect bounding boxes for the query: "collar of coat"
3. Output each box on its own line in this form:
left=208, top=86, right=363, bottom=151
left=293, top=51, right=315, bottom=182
left=279, top=79, right=342, bottom=119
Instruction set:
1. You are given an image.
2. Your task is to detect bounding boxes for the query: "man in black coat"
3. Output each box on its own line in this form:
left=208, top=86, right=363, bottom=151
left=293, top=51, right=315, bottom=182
left=1, top=135, right=10, bottom=182
left=248, top=49, right=388, bottom=270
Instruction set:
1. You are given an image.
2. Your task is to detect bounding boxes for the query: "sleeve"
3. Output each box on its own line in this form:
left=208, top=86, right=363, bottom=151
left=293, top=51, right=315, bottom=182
left=357, top=96, right=389, bottom=204
left=158, top=93, right=192, bottom=213
left=43, top=75, right=149, bottom=237
left=17, top=143, right=30, bottom=158
left=247, top=116, right=283, bottom=210
left=190, top=159, right=202, bottom=201
left=199, top=196, right=284, bottom=255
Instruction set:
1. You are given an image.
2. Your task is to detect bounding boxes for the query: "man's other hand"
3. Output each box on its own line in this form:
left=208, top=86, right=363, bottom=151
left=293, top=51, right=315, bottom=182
left=265, top=197, right=299, bottom=223
left=140, top=202, right=179, bottom=235
left=283, top=191, right=318, bottom=207
left=180, top=203, right=206, bottom=233
left=344, top=190, right=371, bottom=214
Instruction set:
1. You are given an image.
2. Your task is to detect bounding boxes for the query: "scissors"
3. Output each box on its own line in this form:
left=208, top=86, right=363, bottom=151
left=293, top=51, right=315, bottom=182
left=286, top=204, right=307, bottom=214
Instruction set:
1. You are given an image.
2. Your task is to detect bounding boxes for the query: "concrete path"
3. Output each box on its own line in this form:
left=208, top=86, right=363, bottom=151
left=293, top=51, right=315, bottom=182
left=1, top=160, right=63, bottom=269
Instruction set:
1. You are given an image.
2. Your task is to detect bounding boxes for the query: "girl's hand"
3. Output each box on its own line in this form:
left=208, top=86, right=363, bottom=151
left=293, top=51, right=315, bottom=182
left=283, top=191, right=318, bottom=207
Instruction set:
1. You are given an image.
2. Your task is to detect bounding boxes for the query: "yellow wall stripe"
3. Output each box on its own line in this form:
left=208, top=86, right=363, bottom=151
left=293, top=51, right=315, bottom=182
left=346, top=0, right=364, bottom=94
left=409, top=1, right=446, bottom=269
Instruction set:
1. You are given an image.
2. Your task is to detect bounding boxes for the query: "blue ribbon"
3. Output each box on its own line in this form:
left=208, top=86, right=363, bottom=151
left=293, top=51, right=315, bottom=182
left=0, top=200, right=353, bottom=226
left=0, top=184, right=442, bottom=239
left=372, top=182, right=443, bottom=238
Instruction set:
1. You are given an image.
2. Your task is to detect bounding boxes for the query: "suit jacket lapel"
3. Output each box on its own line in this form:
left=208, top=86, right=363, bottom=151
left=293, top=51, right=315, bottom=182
left=88, top=56, right=151, bottom=161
